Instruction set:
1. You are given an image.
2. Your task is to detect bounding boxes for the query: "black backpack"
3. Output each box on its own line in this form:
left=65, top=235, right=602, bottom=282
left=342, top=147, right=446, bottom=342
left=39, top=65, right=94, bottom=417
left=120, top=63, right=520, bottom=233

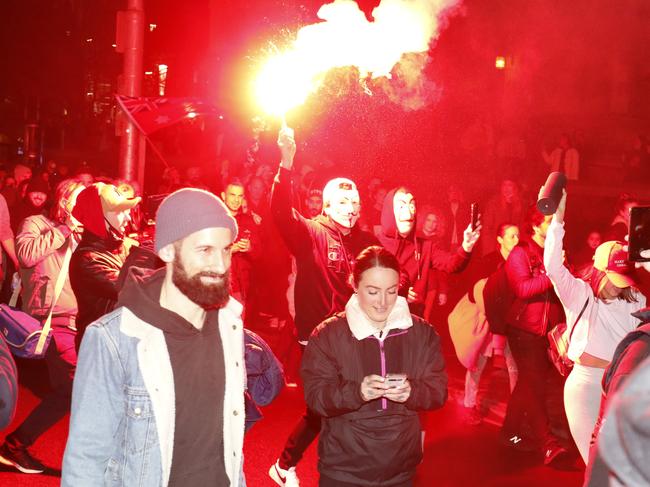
left=483, top=263, right=516, bottom=335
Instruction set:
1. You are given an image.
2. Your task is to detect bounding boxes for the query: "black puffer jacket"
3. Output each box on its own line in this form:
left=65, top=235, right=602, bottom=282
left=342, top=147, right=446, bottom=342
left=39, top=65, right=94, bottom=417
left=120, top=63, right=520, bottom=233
left=69, top=231, right=135, bottom=349
left=301, top=311, right=447, bottom=486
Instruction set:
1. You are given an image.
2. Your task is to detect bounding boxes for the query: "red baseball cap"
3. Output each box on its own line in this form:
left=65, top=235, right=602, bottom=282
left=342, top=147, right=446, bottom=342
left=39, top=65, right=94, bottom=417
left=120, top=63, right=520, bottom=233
left=593, top=241, right=636, bottom=288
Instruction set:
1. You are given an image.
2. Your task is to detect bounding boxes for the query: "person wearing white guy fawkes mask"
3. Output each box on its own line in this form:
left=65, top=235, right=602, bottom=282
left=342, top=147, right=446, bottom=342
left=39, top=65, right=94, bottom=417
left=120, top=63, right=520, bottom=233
left=268, top=126, right=378, bottom=486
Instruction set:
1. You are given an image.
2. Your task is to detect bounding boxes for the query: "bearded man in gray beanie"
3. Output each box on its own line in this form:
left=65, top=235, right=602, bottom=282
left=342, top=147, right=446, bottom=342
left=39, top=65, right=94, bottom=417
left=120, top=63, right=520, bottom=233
left=62, top=188, right=247, bottom=487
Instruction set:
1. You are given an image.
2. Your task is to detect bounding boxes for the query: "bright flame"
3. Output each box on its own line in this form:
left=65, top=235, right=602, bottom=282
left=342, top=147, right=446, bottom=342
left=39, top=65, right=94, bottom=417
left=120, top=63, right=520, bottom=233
left=255, top=53, right=320, bottom=117
left=495, top=56, right=506, bottom=69
left=254, top=0, right=458, bottom=116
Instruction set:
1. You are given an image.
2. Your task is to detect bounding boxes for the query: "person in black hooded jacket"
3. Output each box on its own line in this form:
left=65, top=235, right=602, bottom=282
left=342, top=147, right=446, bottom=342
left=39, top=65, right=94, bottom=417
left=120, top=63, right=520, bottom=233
left=68, top=182, right=141, bottom=350
left=271, top=132, right=378, bottom=344
left=268, top=126, right=378, bottom=486
left=377, top=186, right=481, bottom=317
left=302, top=246, right=447, bottom=486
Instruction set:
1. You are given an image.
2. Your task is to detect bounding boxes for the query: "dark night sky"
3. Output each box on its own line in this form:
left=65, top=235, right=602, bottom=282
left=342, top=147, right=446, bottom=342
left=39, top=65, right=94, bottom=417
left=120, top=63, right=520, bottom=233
left=0, top=0, right=650, bottom=108
left=2, top=0, right=648, bottom=114
left=0, top=0, right=649, bottom=190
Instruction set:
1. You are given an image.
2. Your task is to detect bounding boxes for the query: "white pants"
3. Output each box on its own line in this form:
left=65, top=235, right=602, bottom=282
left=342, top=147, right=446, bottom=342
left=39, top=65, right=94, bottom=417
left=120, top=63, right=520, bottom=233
left=564, top=363, right=604, bottom=463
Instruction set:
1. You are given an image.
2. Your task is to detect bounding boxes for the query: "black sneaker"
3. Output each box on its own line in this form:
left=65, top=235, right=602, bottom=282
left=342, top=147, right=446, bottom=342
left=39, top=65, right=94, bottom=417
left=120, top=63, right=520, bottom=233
left=544, top=444, right=575, bottom=469
left=499, top=433, right=538, bottom=453
left=0, top=443, right=46, bottom=474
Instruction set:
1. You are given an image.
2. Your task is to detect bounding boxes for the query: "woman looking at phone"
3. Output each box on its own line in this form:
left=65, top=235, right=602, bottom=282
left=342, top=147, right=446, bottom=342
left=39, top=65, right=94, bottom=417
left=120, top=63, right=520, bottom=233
left=301, top=245, right=447, bottom=487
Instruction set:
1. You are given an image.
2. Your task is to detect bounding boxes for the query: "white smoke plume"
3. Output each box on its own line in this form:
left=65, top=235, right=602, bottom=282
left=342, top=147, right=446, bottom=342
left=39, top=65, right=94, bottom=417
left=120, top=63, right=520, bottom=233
left=255, top=0, right=462, bottom=115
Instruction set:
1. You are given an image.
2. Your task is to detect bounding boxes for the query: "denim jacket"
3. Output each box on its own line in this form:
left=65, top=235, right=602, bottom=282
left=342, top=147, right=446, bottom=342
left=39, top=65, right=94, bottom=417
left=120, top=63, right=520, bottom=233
left=62, top=299, right=246, bottom=487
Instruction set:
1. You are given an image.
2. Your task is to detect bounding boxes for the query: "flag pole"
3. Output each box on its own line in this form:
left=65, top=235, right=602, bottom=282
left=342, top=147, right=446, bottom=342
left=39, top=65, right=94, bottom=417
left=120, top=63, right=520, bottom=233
left=144, top=136, right=171, bottom=170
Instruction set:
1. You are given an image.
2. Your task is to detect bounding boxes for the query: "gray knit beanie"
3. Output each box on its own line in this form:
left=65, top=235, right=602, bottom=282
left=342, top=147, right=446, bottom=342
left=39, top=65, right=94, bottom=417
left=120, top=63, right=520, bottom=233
left=154, top=188, right=238, bottom=252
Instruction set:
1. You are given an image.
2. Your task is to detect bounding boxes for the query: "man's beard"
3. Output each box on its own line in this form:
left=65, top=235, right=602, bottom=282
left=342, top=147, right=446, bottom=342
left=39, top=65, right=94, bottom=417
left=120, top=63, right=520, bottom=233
left=172, top=256, right=230, bottom=309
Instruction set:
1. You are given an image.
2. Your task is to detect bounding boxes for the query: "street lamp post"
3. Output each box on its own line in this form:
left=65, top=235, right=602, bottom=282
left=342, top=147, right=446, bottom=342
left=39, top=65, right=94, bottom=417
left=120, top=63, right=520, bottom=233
left=116, top=0, right=145, bottom=182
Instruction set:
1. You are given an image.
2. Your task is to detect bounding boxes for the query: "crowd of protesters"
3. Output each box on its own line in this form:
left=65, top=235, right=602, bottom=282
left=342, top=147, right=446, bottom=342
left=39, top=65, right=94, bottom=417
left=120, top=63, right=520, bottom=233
left=0, top=122, right=647, bottom=487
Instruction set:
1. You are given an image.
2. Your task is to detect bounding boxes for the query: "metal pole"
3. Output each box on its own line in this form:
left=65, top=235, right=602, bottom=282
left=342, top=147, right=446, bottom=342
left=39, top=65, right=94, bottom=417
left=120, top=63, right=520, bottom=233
left=143, top=136, right=171, bottom=170
left=117, top=0, right=144, bottom=180
left=138, top=133, right=146, bottom=192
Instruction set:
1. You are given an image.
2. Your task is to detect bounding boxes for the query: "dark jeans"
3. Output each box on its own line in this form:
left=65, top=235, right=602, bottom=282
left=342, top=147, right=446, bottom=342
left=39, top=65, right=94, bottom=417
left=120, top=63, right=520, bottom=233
left=279, top=407, right=322, bottom=468
left=6, top=317, right=77, bottom=449
left=320, top=476, right=413, bottom=487
left=279, top=342, right=322, bottom=469
left=502, top=326, right=569, bottom=449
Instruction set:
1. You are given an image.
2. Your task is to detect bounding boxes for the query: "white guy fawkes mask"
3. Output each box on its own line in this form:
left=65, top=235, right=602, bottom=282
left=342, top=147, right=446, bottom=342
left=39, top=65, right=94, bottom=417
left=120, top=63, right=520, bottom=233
left=323, top=178, right=360, bottom=229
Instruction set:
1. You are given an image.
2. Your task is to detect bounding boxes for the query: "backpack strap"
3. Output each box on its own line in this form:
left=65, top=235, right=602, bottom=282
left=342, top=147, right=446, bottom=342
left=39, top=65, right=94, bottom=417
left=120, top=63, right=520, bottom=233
left=568, top=297, right=590, bottom=341
left=34, top=239, right=74, bottom=355
left=8, top=278, right=21, bottom=308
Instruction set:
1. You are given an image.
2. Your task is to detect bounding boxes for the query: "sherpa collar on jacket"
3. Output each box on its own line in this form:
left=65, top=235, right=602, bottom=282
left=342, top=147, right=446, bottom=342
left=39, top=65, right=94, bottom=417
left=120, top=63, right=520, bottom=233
left=345, top=294, right=412, bottom=340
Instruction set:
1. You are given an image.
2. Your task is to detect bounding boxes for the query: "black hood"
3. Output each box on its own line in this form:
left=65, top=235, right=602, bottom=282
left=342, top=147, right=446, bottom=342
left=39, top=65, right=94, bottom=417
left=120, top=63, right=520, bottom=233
left=117, top=267, right=210, bottom=336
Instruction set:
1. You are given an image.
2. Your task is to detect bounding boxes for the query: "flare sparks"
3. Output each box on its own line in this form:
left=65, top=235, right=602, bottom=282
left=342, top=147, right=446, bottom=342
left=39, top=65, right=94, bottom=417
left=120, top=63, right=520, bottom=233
left=254, top=0, right=459, bottom=117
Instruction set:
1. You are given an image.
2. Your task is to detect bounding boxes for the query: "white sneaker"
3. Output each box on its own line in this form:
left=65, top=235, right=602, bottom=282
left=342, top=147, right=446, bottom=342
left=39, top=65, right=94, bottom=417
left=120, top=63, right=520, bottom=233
left=269, top=460, right=300, bottom=486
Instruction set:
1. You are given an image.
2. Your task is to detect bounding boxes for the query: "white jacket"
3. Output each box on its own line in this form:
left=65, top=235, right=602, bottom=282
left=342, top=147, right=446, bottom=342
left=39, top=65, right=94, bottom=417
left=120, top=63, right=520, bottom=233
left=544, top=217, right=645, bottom=362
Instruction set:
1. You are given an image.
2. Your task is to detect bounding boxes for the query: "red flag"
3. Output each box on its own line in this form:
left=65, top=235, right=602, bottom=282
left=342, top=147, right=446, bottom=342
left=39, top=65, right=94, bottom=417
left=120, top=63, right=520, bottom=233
left=115, top=95, right=221, bottom=135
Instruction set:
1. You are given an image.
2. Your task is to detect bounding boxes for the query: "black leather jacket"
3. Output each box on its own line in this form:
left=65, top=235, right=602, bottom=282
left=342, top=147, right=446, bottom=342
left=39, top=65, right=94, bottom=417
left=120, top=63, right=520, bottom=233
left=69, top=231, right=135, bottom=349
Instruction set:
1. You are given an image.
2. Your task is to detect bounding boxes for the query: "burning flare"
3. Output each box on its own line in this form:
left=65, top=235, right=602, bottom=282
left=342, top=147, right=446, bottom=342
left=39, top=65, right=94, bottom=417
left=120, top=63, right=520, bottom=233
left=254, top=0, right=459, bottom=116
